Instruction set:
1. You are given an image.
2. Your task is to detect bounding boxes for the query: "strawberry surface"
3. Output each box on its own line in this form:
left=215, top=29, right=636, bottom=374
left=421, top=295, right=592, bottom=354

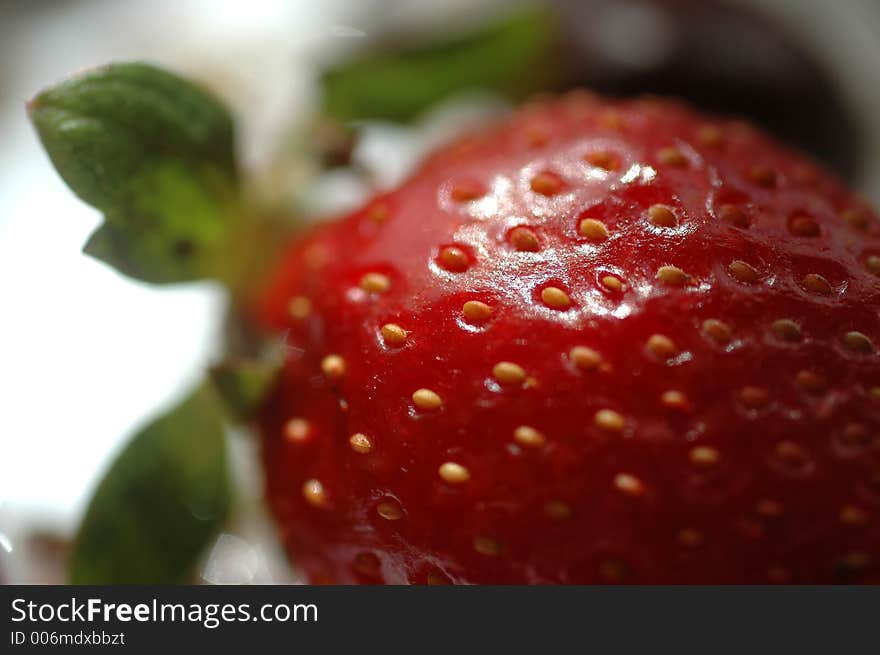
left=255, top=93, right=880, bottom=584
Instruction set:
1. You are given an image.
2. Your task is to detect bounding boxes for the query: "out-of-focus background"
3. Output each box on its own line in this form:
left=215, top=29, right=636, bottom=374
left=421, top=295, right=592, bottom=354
left=2, top=0, right=880, bottom=584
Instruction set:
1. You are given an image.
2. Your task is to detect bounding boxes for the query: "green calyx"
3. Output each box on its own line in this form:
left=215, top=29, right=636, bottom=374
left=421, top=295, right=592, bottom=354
left=210, top=356, right=283, bottom=422
left=29, top=62, right=244, bottom=285
left=30, top=64, right=288, bottom=583
left=70, top=383, right=230, bottom=584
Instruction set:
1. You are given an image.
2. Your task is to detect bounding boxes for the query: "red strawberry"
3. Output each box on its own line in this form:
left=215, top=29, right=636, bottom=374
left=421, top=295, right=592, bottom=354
left=254, top=92, right=880, bottom=584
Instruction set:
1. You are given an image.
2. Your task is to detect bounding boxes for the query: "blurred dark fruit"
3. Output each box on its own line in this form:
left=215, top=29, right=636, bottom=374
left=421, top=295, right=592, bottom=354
left=554, top=0, right=861, bottom=180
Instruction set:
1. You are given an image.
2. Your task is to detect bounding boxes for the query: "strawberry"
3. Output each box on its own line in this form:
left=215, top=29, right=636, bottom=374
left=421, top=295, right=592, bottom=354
left=253, top=92, right=880, bottom=584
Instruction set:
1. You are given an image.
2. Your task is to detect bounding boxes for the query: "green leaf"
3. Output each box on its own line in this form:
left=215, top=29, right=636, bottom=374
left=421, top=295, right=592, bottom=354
left=82, top=160, right=235, bottom=284
left=29, top=62, right=239, bottom=284
left=70, top=383, right=230, bottom=584
left=210, top=356, right=282, bottom=421
left=320, top=5, right=561, bottom=123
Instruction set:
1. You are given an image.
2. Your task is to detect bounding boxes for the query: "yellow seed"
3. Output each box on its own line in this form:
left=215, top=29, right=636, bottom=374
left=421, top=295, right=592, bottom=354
left=288, top=296, right=312, bottom=320
left=530, top=172, right=562, bottom=196
left=649, top=204, right=677, bottom=227
left=767, top=567, right=792, bottom=584
left=599, top=110, right=625, bottom=130
left=426, top=570, right=452, bottom=585
left=795, top=370, right=826, bottom=393
left=366, top=202, right=389, bottom=223
left=284, top=418, right=311, bottom=444
left=718, top=203, right=749, bottom=227
left=843, top=331, right=873, bottom=353
left=866, top=255, right=880, bottom=274
left=840, top=423, right=870, bottom=447
left=702, top=318, right=732, bottom=344
left=646, top=334, right=678, bottom=360
left=570, top=346, right=603, bottom=371
left=349, top=433, right=373, bottom=454
left=775, top=440, right=809, bottom=464
left=728, top=260, right=759, bottom=283
left=838, top=551, right=872, bottom=572
left=789, top=214, right=820, bottom=237
left=304, top=243, right=329, bottom=269
left=513, top=425, right=546, bottom=448
left=462, top=300, right=492, bottom=322
left=563, top=89, right=597, bottom=116
left=302, top=479, right=328, bottom=508
left=601, top=275, right=623, bottom=292
left=803, top=273, right=832, bottom=295
left=595, top=409, right=625, bottom=432
left=473, top=536, right=501, bottom=556
left=656, top=265, right=691, bottom=286
left=661, top=390, right=688, bottom=410
left=677, top=529, right=703, bottom=548
left=321, top=354, right=346, bottom=379
left=585, top=151, right=619, bottom=170
left=658, top=147, right=687, bottom=167
left=541, top=286, right=571, bottom=309
left=841, top=207, right=869, bottom=231
left=493, top=361, right=526, bottom=385
left=360, top=272, right=391, bottom=294
left=510, top=227, right=540, bottom=252
left=525, top=125, right=548, bottom=148
left=376, top=500, right=403, bottom=521
left=599, top=560, right=629, bottom=581
left=840, top=505, right=868, bottom=526
left=749, top=166, right=777, bottom=188
left=380, top=323, right=407, bottom=345
left=352, top=552, right=381, bottom=577
left=579, top=218, right=610, bottom=241
left=614, top=473, right=645, bottom=497
left=794, top=164, right=819, bottom=186
left=544, top=500, right=572, bottom=520
left=412, top=388, right=443, bottom=410
left=451, top=181, right=484, bottom=203
left=756, top=499, right=784, bottom=518
left=439, top=246, right=469, bottom=272
left=438, top=462, right=470, bottom=484
left=689, top=446, right=720, bottom=467
left=698, top=125, right=723, bottom=146
left=771, top=319, right=802, bottom=342
left=740, top=386, right=770, bottom=408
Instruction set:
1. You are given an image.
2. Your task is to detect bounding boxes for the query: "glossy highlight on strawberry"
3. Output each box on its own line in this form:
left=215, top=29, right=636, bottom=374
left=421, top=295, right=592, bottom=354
left=255, top=92, right=880, bottom=584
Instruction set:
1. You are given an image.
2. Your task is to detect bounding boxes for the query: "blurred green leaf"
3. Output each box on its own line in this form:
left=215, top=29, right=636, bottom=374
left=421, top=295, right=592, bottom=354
left=321, top=5, right=561, bottom=123
left=81, top=159, right=236, bottom=283
left=70, top=384, right=230, bottom=584
left=210, top=356, right=282, bottom=421
left=29, top=62, right=239, bottom=284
